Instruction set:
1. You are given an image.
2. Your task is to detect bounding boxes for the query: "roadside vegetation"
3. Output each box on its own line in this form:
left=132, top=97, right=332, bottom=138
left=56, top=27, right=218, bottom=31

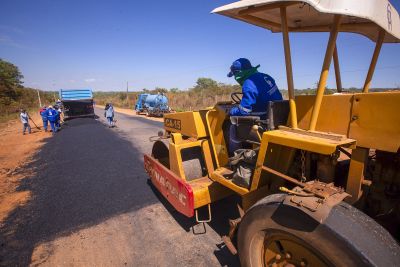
left=94, top=78, right=393, bottom=112
left=2, top=59, right=398, bottom=121
left=94, top=78, right=243, bottom=111
left=0, top=59, right=55, bottom=124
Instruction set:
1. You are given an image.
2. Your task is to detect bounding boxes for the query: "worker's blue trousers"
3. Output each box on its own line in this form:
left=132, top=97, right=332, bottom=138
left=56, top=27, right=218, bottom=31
left=49, top=121, right=57, bottom=133
left=42, top=119, right=48, bottom=131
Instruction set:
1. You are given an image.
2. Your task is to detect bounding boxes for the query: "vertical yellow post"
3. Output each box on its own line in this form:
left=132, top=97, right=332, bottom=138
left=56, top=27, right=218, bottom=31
left=363, top=30, right=385, bottom=93
left=280, top=7, right=297, bottom=129
left=346, top=147, right=369, bottom=204
left=309, top=15, right=342, bottom=131
left=333, top=45, right=342, bottom=92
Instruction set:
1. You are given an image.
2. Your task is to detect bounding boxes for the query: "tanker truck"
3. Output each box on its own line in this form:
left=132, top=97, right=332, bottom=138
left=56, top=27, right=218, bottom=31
left=134, top=93, right=149, bottom=115
left=134, top=93, right=171, bottom=117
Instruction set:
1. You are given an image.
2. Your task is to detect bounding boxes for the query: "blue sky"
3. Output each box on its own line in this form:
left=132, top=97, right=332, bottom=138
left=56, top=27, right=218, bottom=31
left=1, top=0, right=400, bottom=91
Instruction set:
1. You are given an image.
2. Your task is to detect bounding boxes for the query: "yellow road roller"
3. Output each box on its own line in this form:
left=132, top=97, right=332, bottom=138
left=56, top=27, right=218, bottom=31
left=144, top=1, right=400, bottom=266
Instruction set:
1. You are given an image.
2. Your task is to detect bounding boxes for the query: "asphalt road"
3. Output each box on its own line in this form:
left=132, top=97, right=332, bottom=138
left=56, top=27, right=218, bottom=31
left=0, top=108, right=240, bottom=266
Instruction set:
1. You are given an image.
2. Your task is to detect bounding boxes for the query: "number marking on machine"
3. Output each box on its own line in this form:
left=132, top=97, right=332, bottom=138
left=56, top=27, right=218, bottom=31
left=164, top=118, right=181, bottom=130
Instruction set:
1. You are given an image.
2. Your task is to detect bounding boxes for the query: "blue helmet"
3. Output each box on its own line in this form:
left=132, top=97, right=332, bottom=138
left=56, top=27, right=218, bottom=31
left=227, top=58, right=253, bottom=77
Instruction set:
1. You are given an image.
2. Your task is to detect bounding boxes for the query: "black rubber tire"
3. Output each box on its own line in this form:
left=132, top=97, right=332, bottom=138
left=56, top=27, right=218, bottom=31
left=237, top=194, right=400, bottom=267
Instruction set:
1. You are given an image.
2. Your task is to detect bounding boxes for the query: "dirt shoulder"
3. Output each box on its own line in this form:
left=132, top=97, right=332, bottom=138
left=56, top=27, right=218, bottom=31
left=0, top=107, right=161, bottom=223
left=97, top=105, right=164, bottom=122
left=0, top=113, right=51, bottom=223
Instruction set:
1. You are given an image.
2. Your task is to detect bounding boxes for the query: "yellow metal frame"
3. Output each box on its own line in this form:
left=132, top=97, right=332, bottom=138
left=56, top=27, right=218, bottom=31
left=333, top=44, right=342, bottom=92
left=280, top=6, right=298, bottom=129
left=205, top=108, right=229, bottom=167
left=363, top=29, right=385, bottom=93
left=346, top=147, right=369, bottom=204
left=164, top=111, right=207, bottom=139
left=249, top=129, right=356, bottom=191
left=309, top=15, right=342, bottom=131
left=167, top=131, right=232, bottom=210
left=295, top=92, right=400, bottom=153
left=157, top=2, right=396, bottom=212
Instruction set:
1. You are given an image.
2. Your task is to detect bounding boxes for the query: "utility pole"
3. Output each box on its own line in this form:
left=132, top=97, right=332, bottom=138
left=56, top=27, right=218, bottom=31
left=37, top=89, right=42, bottom=107
left=52, top=82, right=56, bottom=102
left=126, top=81, right=129, bottom=105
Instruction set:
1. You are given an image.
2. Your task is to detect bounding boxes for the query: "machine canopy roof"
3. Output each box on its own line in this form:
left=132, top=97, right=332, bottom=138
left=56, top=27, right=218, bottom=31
left=212, top=0, right=400, bottom=43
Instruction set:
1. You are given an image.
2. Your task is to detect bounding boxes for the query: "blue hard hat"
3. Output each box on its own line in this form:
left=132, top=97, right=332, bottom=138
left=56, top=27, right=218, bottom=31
left=227, top=58, right=253, bottom=77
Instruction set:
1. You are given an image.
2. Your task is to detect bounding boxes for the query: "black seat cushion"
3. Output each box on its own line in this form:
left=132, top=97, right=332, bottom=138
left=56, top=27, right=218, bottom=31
left=223, top=100, right=290, bottom=155
left=266, top=100, right=290, bottom=130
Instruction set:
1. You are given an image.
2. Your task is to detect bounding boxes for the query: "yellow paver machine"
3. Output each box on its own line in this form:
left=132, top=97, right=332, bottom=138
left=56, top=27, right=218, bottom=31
left=144, top=0, right=400, bottom=266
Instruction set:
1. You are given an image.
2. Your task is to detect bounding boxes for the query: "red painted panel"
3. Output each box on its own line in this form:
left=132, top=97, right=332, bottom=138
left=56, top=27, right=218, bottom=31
left=144, top=154, right=194, bottom=217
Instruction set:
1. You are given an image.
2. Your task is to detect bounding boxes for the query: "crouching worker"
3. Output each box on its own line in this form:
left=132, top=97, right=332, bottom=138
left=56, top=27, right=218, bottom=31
left=226, top=58, right=283, bottom=187
left=46, top=105, right=58, bottom=134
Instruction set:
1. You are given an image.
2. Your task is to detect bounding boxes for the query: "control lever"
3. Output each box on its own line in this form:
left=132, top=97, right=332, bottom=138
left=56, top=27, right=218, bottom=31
left=253, top=119, right=270, bottom=132
left=255, top=119, right=269, bottom=125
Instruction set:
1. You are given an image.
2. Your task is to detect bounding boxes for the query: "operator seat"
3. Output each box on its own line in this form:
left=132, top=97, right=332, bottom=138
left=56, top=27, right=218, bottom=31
left=225, top=100, right=290, bottom=155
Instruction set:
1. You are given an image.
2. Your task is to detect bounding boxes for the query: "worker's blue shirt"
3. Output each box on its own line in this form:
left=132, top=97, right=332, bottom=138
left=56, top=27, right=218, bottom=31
left=40, top=110, right=48, bottom=121
left=46, top=108, right=58, bottom=122
left=230, top=72, right=282, bottom=119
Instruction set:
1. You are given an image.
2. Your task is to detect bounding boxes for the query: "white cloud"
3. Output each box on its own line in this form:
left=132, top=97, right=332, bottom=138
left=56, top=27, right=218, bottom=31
left=0, top=34, right=25, bottom=48
left=84, top=78, right=96, bottom=83
left=0, top=25, right=24, bottom=34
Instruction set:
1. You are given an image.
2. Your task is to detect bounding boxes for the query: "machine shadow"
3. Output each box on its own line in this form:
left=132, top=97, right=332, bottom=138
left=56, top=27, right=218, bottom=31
left=147, top=180, right=241, bottom=266
left=0, top=118, right=158, bottom=266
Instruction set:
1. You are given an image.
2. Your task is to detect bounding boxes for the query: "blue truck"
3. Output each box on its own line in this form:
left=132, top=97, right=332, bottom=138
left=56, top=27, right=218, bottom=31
left=59, top=89, right=95, bottom=119
left=135, top=93, right=171, bottom=117
left=135, top=93, right=149, bottom=114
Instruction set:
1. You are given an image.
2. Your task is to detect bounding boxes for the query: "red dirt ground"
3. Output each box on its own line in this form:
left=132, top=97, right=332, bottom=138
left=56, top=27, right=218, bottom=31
left=0, top=114, right=51, bottom=223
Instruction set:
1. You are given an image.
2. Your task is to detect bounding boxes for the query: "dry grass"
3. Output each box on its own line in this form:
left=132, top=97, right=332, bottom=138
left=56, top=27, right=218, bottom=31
left=93, top=87, right=399, bottom=112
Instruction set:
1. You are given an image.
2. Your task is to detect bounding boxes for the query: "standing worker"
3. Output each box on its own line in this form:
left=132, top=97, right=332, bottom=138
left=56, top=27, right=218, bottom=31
left=39, top=106, right=48, bottom=132
left=20, top=109, right=31, bottom=135
left=104, top=103, right=115, bottom=128
left=46, top=105, right=58, bottom=134
left=54, top=104, right=62, bottom=129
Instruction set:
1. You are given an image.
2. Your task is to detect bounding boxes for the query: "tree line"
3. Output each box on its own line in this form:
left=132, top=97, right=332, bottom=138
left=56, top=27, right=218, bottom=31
left=1, top=59, right=397, bottom=121
left=93, top=77, right=375, bottom=111
left=0, top=59, right=55, bottom=122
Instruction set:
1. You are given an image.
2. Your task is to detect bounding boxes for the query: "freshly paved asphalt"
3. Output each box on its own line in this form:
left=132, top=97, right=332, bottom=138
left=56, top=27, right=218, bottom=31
left=0, top=108, right=240, bottom=266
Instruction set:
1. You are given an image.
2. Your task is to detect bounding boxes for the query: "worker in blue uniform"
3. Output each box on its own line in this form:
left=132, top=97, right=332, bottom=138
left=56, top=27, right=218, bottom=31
left=45, top=105, right=58, bottom=134
left=227, top=58, right=283, bottom=153
left=228, top=58, right=282, bottom=119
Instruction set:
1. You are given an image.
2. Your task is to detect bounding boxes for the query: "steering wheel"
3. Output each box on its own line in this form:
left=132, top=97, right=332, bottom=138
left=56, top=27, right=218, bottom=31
left=231, top=92, right=243, bottom=104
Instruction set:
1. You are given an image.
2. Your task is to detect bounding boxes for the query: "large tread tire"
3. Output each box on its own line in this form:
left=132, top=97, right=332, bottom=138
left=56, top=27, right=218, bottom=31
left=238, top=194, right=400, bottom=267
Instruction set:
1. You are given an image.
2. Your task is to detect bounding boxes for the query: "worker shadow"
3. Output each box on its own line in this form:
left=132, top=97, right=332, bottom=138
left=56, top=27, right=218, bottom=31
left=147, top=180, right=241, bottom=266
left=0, top=118, right=159, bottom=266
